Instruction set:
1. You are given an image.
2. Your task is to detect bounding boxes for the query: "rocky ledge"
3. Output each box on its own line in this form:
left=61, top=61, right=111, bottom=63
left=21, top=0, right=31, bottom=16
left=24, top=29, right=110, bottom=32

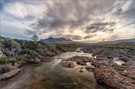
left=61, top=61, right=76, bottom=68
left=93, top=61, right=135, bottom=89
left=0, top=62, right=23, bottom=80
left=61, top=56, right=95, bottom=73
left=83, top=46, right=135, bottom=89
left=0, top=68, right=21, bottom=80
left=67, top=56, right=93, bottom=65
left=61, top=53, right=135, bottom=89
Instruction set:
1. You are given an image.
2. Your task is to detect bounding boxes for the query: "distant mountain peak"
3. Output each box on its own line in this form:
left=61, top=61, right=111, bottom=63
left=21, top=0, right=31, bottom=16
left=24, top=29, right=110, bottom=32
left=40, top=37, right=72, bottom=43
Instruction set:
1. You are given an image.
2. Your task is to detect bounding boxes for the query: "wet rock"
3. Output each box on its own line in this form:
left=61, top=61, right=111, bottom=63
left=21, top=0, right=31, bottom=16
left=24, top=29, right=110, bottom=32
left=91, top=60, right=112, bottom=68
left=82, top=46, right=135, bottom=89
left=67, top=56, right=92, bottom=65
left=61, top=61, right=76, bottom=68
left=85, top=66, right=94, bottom=72
left=0, top=68, right=21, bottom=80
left=119, top=54, right=131, bottom=62
left=30, top=58, right=41, bottom=63
left=34, top=58, right=41, bottom=63
left=94, top=64, right=135, bottom=89
left=0, top=63, right=21, bottom=74
left=79, top=68, right=84, bottom=73
left=38, top=55, right=45, bottom=61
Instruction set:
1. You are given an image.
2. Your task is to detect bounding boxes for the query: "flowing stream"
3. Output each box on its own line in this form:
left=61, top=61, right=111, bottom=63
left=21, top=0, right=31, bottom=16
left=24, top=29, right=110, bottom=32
left=0, top=52, right=107, bottom=89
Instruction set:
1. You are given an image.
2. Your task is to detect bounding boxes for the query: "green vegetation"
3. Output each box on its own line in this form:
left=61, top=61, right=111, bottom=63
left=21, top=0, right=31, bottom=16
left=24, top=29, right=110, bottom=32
left=0, top=37, right=77, bottom=65
left=0, top=57, right=11, bottom=65
left=32, top=34, right=39, bottom=42
left=1, top=36, right=134, bottom=65
left=0, top=38, right=20, bottom=49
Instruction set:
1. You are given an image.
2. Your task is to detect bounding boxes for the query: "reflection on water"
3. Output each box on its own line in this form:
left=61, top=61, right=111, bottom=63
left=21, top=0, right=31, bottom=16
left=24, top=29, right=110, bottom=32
left=0, top=52, right=107, bottom=89
left=113, top=57, right=125, bottom=65
left=54, top=52, right=92, bottom=59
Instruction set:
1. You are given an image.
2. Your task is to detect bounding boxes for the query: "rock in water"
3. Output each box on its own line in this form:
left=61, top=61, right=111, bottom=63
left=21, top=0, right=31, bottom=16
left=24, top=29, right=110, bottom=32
left=0, top=68, right=21, bottom=80
left=67, top=56, right=92, bottom=65
left=30, top=58, right=41, bottom=63
left=61, top=61, right=76, bottom=68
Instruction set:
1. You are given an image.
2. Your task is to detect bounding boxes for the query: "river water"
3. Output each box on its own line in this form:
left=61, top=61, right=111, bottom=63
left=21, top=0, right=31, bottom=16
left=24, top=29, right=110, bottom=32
left=0, top=52, right=107, bottom=89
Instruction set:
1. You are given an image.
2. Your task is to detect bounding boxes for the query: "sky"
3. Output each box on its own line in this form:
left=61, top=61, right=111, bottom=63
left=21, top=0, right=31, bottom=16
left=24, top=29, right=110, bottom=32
left=0, top=0, right=135, bottom=42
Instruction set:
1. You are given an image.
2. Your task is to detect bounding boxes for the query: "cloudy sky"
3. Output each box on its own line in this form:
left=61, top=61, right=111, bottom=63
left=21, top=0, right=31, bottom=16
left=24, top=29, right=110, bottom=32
left=0, top=0, right=135, bottom=42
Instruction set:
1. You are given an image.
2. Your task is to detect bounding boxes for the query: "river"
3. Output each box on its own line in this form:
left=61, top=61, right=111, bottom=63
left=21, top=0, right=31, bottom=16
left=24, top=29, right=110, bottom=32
left=0, top=52, right=107, bottom=89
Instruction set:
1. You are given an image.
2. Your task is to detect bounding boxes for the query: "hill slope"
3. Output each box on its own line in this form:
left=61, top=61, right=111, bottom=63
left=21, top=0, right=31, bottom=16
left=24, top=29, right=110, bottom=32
left=40, top=37, right=72, bottom=43
left=98, top=38, right=135, bottom=44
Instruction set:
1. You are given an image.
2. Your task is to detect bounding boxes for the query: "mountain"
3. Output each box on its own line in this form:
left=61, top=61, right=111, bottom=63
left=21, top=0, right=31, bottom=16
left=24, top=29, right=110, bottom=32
left=98, top=38, right=135, bottom=44
left=40, top=37, right=72, bottom=43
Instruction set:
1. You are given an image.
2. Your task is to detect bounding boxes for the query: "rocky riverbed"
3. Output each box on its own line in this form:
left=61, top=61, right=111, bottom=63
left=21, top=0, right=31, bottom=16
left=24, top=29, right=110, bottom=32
left=94, top=62, right=135, bottom=89
left=86, top=47, right=135, bottom=89
left=1, top=46, right=135, bottom=89
left=0, top=52, right=108, bottom=89
left=61, top=47, right=135, bottom=89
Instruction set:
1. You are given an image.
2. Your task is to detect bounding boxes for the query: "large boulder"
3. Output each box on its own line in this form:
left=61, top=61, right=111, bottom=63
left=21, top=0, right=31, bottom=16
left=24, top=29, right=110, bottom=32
left=61, top=61, right=76, bottom=68
left=85, top=66, right=94, bottom=72
left=67, top=56, right=92, bottom=65
left=94, top=65, right=135, bottom=89
left=30, top=58, right=41, bottom=63
left=0, top=68, right=21, bottom=80
left=0, top=63, right=21, bottom=74
left=119, top=54, right=131, bottom=62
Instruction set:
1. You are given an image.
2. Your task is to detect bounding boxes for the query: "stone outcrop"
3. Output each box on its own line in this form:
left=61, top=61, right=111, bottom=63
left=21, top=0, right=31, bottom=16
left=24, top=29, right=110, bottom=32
left=30, top=58, right=41, bottom=63
left=85, top=66, right=94, bottom=72
left=79, top=67, right=85, bottom=73
left=93, top=62, right=135, bottom=89
left=0, top=68, right=21, bottom=80
left=85, top=47, right=134, bottom=63
left=61, top=61, right=76, bottom=68
left=67, top=56, right=92, bottom=65
left=82, top=46, right=135, bottom=89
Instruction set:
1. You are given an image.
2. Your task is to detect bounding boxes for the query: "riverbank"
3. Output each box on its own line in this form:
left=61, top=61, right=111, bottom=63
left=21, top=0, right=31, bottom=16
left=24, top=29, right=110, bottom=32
left=86, top=47, right=135, bottom=89
left=0, top=56, right=53, bottom=80
left=1, top=41, right=135, bottom=89
left=0, top=52, right=108, bottom=89
left=61, top=46, right=135, bottom=89
left=0, top=37, right=76, bottom=80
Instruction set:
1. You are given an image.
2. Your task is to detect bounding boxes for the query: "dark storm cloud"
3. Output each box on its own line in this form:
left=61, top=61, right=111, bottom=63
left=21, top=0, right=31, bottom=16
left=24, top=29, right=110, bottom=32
left=85, top=22, right=116, bottom=33
left=27, top=0, right=117, bottom=34
left=3, top=0, right=133, bottom=41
